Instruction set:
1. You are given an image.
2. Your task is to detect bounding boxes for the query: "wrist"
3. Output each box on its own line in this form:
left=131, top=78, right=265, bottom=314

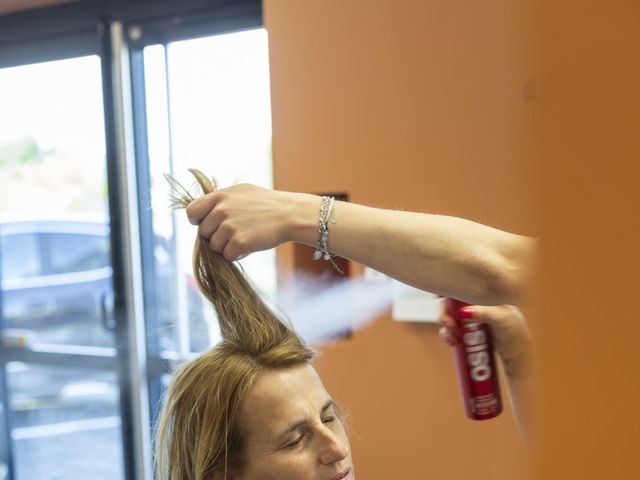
left=499, top=343, right=534, bottom=381
left=282, top=192, right=321, bottom=246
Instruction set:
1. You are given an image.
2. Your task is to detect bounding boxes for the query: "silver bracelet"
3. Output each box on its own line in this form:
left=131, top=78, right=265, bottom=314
left=313, top=196, right=344, bottom=274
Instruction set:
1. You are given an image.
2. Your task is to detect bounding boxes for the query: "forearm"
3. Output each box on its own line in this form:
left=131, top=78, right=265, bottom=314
left=498, top=322, right=534, bottom=444
left=288, top=194, right=535, bottom=305
left=505, top=374, right=534, bottom=445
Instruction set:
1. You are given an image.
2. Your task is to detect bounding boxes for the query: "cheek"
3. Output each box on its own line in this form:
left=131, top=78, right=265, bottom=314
left=240, top=451, right=317, bottom=480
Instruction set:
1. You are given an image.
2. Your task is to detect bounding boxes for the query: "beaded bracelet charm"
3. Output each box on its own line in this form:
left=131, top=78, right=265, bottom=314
left=313, top=196, right=343, bottom=274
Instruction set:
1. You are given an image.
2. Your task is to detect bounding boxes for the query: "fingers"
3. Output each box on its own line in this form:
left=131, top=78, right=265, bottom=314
left=440, top=311, right=456, bottom=330
left=208, top=224, right=230, bottom=254
left=458, top=304, right=518, bottom=329
left=205, top=224, right=248, bottom=262
left=438, top=304, right=522, bottom=348
left=198, top=205, right=226, bottom=240
left=184, top=186, right=252, bottom=262
left=441, top=304, right=532, bottom=375
left=438, top=311, right=460, bottom=346
left=221, top=237, right=247, bottom=262
left=186, top=192, right=218, bottom=225
left=438, top=325, right=459, bottom=346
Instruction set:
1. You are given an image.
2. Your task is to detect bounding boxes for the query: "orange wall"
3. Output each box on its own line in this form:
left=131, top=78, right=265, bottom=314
left=534, top=2, right=640, bottom=480
left=264, top=1, right=534, bottom=479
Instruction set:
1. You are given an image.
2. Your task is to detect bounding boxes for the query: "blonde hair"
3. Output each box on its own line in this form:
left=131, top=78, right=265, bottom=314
left=156, top=170, right=315, bottom=480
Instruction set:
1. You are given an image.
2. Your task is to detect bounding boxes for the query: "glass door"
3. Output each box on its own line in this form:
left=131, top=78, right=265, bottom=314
left=0, top=55, right=126, bottom=480
left=130, top=27, right=276, bottom=421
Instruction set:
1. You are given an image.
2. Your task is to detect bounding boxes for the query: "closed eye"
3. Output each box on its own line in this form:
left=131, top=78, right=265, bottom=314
left=284, top=433, right=306, bottom=449
left=278, top=400, right=337, bottom=450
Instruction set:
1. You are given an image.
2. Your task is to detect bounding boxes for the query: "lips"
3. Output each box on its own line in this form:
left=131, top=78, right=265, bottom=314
left=330, top=467, right=352, bottom=480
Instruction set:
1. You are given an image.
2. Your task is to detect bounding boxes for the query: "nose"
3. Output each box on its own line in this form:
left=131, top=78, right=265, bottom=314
left=318, top=426, right=349, bottom=465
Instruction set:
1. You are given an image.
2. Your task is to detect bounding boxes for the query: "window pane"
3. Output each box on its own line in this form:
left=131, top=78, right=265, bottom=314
left=0, top=234, right=40, bottom=281
left=0, top=57, right=116, bottom=349
left=143, top=28, right=275, bottom=357
left=46, top=233, right=110, bottom=275
left=0, top=55, right=126, bottom=479
left=7, top=363, right=124, bottom=480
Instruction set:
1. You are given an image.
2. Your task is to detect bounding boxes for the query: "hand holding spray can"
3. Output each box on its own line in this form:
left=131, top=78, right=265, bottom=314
left=445, top=298, right=503, bottom=420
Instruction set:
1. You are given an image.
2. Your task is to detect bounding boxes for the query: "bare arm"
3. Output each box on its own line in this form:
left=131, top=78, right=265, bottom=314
left=289, top=197, right=535, bottom=305
left=187, top=184, right=536, bottom=305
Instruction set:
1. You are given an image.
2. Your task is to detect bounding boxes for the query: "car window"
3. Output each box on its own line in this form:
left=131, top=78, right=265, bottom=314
left=45, top=233, right=111, bottom=275
left=0, top=233, right=42, bottom=280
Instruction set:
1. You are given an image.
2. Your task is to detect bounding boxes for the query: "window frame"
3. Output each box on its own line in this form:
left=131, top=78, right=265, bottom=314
left=0, top=0, right=262, bottom=69
left=0, top=2, right=263, bottom=479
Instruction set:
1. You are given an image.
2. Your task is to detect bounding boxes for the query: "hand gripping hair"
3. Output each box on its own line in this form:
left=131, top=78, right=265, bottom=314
left=156, top=169, right=315, bottom=480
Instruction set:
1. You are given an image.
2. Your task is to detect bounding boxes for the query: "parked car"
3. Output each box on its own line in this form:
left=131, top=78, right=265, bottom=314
left=0, top=216, right=208, bottom=348
left=0, top=217, right=113, bottom=347
left=0, top=216, right=209, bottom=409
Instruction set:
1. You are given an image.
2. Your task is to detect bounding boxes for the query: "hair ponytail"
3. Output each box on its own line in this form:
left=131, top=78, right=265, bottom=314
left=156, top=170, right=314, bottom=480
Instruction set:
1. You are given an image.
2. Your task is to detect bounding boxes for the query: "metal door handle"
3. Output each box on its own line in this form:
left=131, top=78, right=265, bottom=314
left=100, top=291, right=116, bottom=331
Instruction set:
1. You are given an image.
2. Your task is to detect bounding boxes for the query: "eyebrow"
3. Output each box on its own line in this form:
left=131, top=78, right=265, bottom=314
left=277, top=400, right=335, bottom=441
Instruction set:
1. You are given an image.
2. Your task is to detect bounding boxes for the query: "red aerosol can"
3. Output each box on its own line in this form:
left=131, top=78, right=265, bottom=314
left=445, top=298, right=503, bottom=420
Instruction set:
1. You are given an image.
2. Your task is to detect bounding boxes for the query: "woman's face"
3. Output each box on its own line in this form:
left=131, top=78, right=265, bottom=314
left=235, top=363, right=354, bottom=480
